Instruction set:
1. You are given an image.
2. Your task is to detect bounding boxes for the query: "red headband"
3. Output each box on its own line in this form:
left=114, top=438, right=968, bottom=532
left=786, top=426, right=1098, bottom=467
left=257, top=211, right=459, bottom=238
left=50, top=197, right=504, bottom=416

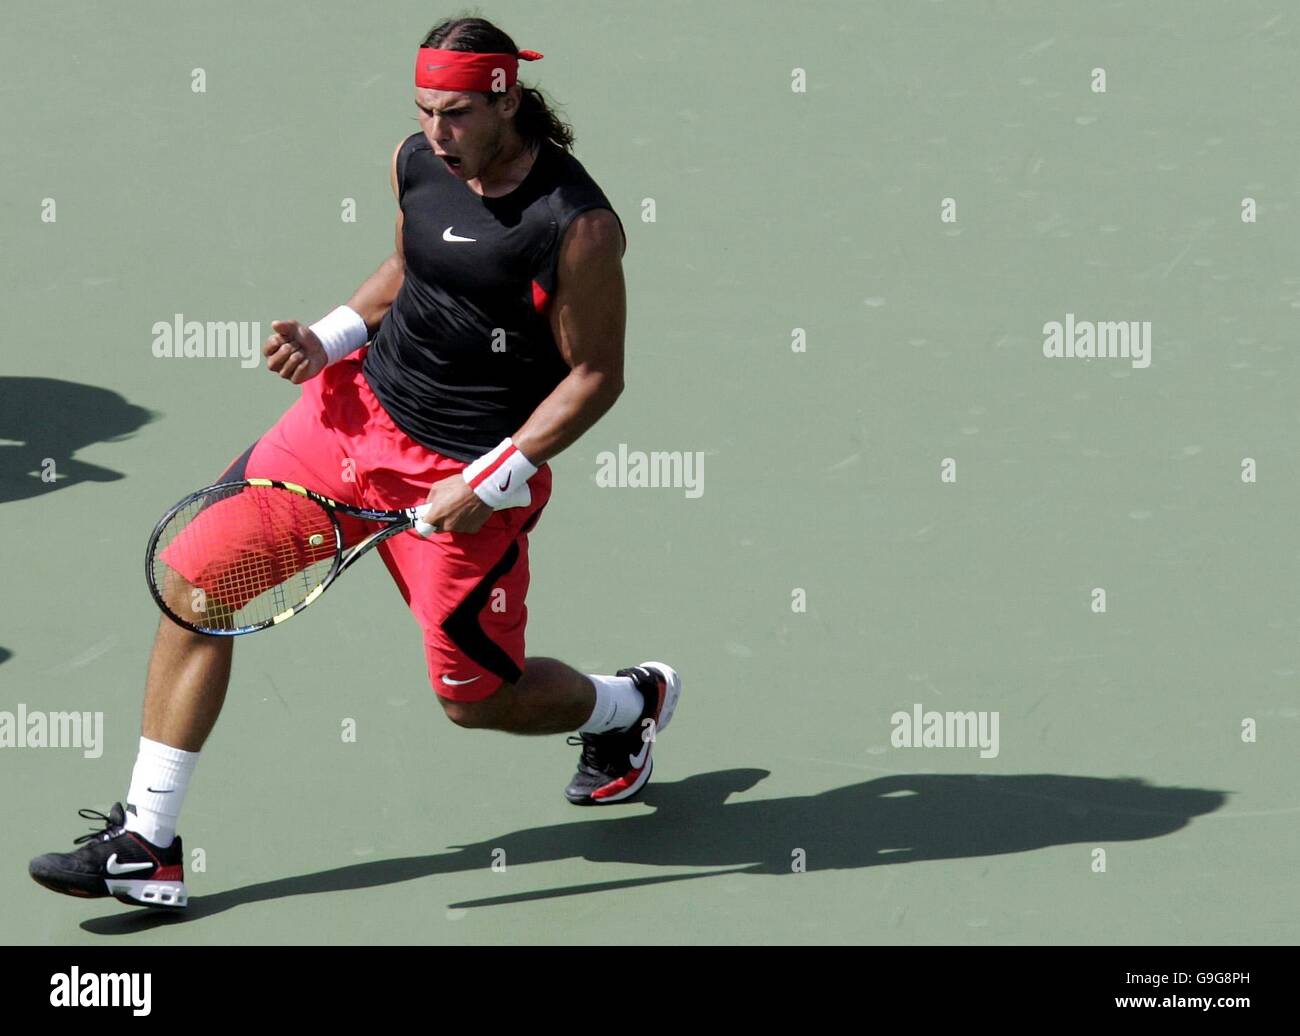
left=415, top=47, right=543, bottom=92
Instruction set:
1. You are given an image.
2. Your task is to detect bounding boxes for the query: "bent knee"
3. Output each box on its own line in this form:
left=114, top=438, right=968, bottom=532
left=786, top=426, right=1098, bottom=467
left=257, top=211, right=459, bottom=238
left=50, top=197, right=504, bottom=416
left=438, top=683, right=511, bottom=728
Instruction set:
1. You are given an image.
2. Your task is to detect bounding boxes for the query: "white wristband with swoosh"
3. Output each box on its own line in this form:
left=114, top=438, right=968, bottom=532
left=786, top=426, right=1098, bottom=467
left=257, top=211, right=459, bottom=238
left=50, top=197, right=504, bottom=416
left=463, top=438, right=537, bottom=510
left=412, top=439, right=537, bottom=538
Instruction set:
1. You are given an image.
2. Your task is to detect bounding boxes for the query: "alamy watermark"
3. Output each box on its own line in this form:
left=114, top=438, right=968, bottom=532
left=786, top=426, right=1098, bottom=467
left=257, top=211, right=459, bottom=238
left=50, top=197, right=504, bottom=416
left=151, top=313, right=261, bottom=368
left=890, top=703, right=999, bottom=759
left=0, top=704, right=103, bottom=758
left=50, top=968, right=151, bottom=1015
left=595, top=444, right=705, bottom=498
left=1043, top=313, right=1151, bottom=369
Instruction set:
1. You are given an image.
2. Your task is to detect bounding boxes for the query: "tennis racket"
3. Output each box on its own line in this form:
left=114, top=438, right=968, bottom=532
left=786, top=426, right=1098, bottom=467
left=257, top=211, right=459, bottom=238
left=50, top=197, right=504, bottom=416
left=145, top=478, right=425, bottom=636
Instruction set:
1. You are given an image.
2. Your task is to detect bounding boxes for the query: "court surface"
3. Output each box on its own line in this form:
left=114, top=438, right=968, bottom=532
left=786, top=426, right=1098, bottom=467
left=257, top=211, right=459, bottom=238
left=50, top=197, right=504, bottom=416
left=2, top=0, right=1297, bottom=944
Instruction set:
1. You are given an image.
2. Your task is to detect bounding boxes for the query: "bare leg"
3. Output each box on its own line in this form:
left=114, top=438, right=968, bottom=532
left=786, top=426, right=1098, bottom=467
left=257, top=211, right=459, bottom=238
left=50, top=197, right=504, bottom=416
left=141, top=615, right=233, bottom=752
left=438, top=656, right=597, bottom=734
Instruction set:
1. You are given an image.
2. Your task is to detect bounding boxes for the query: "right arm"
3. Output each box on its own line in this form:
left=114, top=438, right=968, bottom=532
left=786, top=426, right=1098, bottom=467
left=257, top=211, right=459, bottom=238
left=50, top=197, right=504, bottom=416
left=345, top=139, right=407, bottom=334
left=264, top=139, right=407, bottom=383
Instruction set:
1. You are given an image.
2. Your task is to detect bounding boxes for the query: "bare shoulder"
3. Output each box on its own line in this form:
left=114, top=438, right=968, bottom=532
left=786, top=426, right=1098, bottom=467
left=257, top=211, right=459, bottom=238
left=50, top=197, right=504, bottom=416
left=390, top=139, right=406, bottom=199
left=558, top=209, right=626, bottom=265
left=547, top=207, right=627, bottom=365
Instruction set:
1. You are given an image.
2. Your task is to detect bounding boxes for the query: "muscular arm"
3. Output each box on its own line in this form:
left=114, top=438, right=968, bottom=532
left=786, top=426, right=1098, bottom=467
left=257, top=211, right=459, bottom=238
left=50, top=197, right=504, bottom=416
left=346, top=140, right=408, bottom=334
left=511, top=208, right=627, bottom=465
left=415, top=207, right=627, bottom=534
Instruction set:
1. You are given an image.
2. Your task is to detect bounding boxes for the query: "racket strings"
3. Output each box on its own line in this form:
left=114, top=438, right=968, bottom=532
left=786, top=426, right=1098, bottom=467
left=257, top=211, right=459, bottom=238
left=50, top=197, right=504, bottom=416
left=151, top=484, right=338, bottom=632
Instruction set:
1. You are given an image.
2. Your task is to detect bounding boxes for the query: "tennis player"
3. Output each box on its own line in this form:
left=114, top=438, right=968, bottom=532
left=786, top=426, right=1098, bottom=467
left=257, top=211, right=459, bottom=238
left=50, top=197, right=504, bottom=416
left=30, top=15, right=681, bottom=909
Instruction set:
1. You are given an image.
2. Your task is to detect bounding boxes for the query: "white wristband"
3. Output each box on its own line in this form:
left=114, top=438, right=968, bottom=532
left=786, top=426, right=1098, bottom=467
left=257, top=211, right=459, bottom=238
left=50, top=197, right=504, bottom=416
left=309, top=305, right=369, bottom=365
left=463, top=438, right=538, bottom=509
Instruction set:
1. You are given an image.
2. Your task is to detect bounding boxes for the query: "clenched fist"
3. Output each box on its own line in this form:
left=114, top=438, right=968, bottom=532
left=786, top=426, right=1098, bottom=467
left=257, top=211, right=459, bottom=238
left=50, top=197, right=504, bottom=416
left=263, top=320, right=327, bottom=384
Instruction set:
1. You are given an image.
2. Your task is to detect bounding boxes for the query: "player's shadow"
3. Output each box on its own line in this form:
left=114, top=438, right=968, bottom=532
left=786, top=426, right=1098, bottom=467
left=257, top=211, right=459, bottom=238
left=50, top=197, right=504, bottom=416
left=0, top=647, right=11, bottom=665
left=81, top=771, right=1226, bottom=932
left=0, top=377, right=157, bottom=503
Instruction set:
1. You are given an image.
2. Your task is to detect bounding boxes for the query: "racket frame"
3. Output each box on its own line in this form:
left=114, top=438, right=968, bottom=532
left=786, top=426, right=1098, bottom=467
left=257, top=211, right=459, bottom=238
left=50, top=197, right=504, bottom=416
left=145, top=478, right=422, bottom=636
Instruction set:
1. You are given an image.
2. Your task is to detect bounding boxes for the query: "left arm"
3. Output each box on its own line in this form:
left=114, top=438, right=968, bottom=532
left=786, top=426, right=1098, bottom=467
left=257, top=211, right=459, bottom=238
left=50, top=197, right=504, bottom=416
left=421, top=209, right=627, bottom=533
left=512, top=208, right=626, bottom=464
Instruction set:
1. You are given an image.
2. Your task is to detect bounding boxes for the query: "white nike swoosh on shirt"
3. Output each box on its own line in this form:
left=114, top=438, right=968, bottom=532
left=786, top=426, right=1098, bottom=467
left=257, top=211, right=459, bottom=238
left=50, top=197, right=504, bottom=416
left=443, top=227, right=476, bottom=242
left=441, top=674, right=481, bottom=686
left=106, top=854, right=153, bottom=875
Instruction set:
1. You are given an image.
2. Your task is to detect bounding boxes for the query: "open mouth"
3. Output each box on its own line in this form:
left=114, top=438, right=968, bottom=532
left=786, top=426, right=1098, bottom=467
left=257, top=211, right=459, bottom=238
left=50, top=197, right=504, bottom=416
left=439, top=154, right=463, bottom=170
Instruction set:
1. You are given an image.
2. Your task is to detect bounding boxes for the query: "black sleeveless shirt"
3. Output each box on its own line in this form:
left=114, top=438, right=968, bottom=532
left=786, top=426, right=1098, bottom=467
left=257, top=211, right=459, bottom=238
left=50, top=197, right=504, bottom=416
left=362, top=132, right=625, bottom=462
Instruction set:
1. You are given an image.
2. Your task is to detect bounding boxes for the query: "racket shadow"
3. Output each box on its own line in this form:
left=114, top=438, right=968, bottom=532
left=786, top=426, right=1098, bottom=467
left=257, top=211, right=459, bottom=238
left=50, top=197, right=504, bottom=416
left=79, top=770, right=1226, bottom=933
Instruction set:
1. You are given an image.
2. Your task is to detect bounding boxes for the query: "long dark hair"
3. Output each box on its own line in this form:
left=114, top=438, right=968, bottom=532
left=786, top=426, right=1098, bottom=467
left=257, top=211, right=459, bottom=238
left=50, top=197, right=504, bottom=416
left=421, top=14, right=575, bottom=152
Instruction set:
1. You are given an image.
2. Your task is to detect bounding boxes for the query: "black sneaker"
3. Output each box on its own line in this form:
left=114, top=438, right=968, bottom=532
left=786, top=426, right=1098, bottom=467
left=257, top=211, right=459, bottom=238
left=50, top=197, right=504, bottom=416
left=564, top=662, right=682, bottom=805
left=29, top=803, right=188, bottom=909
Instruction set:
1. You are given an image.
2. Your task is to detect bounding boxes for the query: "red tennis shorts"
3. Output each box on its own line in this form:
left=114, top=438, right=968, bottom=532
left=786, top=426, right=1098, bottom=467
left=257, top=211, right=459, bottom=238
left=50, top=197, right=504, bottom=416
left=211, top=346, right=551, bottom=701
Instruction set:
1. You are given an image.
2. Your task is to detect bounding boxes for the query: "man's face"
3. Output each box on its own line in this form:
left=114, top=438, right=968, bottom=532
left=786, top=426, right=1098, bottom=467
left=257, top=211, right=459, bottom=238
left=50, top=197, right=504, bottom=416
left=414, top=87, right=518, bottom=180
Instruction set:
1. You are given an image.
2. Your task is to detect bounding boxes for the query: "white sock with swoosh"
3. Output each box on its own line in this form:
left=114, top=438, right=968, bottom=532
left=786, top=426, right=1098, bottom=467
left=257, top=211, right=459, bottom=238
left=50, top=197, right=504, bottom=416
left=123, top=736, right=198, bottom=848
left=578, top=674, right=643, bottom=734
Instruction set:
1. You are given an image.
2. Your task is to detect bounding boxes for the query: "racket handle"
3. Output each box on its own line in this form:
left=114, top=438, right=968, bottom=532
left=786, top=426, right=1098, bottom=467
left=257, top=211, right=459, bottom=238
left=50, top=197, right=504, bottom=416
left=412, top=504, right=439, bottom=538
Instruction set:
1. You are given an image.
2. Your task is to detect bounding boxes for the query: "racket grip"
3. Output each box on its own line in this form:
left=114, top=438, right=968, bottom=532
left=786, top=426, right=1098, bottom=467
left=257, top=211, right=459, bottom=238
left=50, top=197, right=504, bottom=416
left=413, top=503, right=438, bottom=538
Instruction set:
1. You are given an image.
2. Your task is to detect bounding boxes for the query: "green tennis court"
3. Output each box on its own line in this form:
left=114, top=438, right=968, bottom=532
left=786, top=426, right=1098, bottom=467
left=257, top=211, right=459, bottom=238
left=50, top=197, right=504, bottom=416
left=1, top=0, right=1297, bottom=944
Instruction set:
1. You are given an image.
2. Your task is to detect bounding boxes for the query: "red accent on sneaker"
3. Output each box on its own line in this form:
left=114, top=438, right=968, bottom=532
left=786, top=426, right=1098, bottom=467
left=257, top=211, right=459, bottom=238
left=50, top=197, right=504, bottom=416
left=592, top=768, right=645, bottom=800
left=125, top=832, right=163, bottom=864
left=153, top=864, right=184, bottom=881
left=650, top=675, right=667, bottom=720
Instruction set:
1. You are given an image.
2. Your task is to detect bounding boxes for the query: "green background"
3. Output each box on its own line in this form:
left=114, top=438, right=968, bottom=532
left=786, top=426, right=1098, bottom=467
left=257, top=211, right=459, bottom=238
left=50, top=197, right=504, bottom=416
left=1, top=0, right=1297, bottom=944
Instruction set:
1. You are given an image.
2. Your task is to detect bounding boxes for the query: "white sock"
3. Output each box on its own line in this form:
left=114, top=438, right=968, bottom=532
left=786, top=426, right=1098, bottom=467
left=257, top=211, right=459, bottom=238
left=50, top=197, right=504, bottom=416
left=578, top=674, right=644, bottom=734
left=123, top=735, right=199, bottom=848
